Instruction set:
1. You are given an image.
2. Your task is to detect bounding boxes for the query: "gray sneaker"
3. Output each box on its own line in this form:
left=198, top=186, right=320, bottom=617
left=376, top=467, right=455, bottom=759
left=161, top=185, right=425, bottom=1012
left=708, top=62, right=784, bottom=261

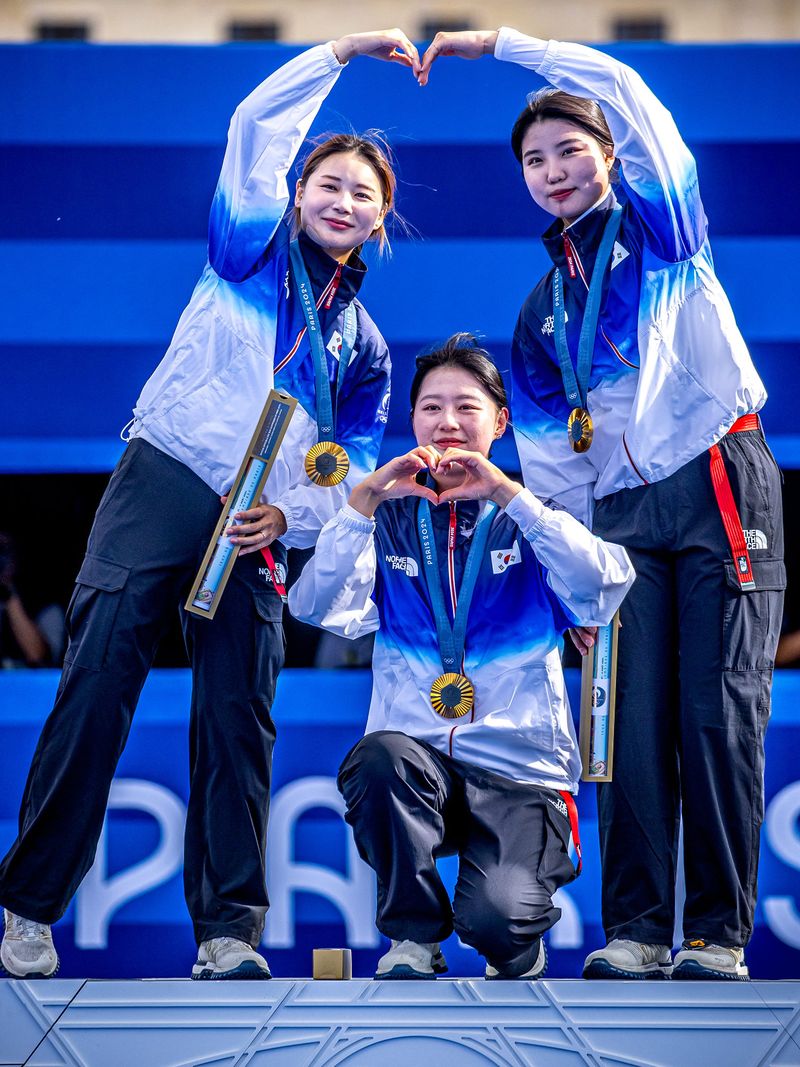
left=673, top=940, right=749, bottom=981
left=1, top=909, right=59, bottom=978
left=191, top=937, right=271, bottom=979
left=374, top=940, right=448, bottom=980
left=486, top=937, right=547, bottom=980
left=583, top=938, right=673, bottom=979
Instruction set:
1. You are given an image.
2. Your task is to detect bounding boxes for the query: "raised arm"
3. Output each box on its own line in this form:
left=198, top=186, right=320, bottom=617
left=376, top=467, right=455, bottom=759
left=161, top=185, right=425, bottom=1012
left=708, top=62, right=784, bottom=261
left=210, top=29, right=420, bottom=282
left=209, top=44, right=344, bottom=281
left=496, top=29, right=706, bottom=262
left=421, top=27, right=706, bottom=262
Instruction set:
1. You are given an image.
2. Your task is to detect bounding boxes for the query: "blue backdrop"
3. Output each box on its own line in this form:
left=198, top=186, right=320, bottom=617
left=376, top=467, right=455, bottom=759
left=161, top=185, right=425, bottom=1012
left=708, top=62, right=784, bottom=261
left=1, top=668, right=799, bottom=980
left=1, top=40, right=799, bottom=473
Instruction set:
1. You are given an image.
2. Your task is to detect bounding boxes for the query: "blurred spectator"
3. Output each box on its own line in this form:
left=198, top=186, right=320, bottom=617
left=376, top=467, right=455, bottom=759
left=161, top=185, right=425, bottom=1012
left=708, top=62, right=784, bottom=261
left=0, top=533, right=65, bottom=668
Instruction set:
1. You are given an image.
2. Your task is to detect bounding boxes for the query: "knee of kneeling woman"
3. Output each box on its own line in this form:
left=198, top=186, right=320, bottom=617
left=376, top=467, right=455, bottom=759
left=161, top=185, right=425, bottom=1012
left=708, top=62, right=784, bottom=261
left=337, top=730, right=420, bottom=803
left=454, top=881, right=557, bottom=966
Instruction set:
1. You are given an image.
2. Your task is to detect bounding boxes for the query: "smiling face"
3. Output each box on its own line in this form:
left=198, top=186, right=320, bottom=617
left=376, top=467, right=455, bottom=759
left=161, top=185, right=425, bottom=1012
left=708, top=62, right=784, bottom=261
left=294, top=151, right=387, bottom=263
left=520, top=117, right=614, bottom=226
left=412, top=366, right=508, bottom=486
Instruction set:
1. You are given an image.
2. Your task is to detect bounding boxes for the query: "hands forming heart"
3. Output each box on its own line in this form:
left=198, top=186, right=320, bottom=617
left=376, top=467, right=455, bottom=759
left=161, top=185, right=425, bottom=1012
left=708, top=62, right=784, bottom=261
left=331, top=29, right=500, bottom=86
left=348, top=445, right=523, bottom=520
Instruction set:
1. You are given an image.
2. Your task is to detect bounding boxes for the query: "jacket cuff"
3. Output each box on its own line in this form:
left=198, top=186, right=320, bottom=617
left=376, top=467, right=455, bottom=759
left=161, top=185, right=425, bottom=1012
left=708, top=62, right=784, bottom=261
left=504, top=487, right=549, bottom=538
left=326, top=41, right=348, bottom=70
left=269, top=497, right=295, bottom=537
left=338, top=503, right=377, bottom=534
left=495, top=27, right=550, bottom=69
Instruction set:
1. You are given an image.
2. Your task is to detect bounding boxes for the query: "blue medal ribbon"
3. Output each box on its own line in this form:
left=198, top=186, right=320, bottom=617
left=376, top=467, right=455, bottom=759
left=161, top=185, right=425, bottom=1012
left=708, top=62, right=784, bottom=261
left=417, top=500, right=497, bottom=673
left=552, top=206, right=623, bottom=410
left=289, top=240, right=357, bottom=443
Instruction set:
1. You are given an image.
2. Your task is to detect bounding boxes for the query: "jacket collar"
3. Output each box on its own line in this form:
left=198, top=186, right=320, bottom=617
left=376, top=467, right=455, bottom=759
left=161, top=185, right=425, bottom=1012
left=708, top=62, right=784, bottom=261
left=298, top=229, right=367, bottom=308
left=541, top=188, right=619, bottom=278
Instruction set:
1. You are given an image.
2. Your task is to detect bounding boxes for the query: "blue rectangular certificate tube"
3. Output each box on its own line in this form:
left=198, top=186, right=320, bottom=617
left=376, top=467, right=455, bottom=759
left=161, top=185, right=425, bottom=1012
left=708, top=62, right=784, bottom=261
left=579, top=612, right=619, bottom=782
left=185, top=391, right=296, bottom=620
left=191, top=457, right=267, bottom=611
left=588, top=622, right=613, bottom=777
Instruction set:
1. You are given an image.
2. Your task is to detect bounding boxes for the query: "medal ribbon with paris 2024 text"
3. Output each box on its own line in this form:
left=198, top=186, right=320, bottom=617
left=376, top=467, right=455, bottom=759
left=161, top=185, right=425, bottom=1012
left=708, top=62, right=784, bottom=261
left=552, top=205, right=622, bottom=452
left=289, top=240, right=357, bottom=485
left=417, top=498, right=497, bottom=718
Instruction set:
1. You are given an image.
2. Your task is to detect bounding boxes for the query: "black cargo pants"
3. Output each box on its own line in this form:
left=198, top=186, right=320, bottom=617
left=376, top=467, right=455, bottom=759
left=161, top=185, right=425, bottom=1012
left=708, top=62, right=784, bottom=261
left=338, top=730, right=578, bottom=976
left=592, top=426, right=784, bottom=948
left=0, top=439, right=286, bottom=946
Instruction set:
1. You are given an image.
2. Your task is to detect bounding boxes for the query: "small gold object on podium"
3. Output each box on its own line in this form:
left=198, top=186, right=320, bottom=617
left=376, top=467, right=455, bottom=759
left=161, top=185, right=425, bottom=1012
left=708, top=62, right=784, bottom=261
left=579, top=613, right=620, bottom=782
left=185, top=389, right=297, bottom=620
left=313, top=948, right=352, bottom=980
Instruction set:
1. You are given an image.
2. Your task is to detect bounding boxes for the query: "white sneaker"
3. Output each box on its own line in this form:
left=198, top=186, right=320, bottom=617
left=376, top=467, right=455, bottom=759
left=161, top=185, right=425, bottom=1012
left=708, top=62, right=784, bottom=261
left=191, top=937, right=271, bottom=980
left=374, top=940, right=448, bottom=980
left=583, top=938, right=672, bottom=979
left=1, top=909, right=59, bottom=978
left=486, top=937, right=547, bottom=980
left=673, top=940, right=749, bottom=981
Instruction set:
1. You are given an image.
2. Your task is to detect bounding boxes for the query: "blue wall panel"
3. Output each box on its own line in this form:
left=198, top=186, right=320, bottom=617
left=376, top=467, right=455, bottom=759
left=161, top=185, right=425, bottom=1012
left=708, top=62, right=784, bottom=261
left=1, top=668, right=799, bottom=980
left=1, top=41, right=799, bottom=471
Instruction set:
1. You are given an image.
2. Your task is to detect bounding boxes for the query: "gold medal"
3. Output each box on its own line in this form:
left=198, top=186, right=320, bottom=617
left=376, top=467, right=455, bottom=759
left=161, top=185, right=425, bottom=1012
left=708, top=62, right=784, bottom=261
left=430, top=672, right=474, bottom=719
left=305, top=441, right=350, bottom=487
left=568, top=407, right=593, bottom=453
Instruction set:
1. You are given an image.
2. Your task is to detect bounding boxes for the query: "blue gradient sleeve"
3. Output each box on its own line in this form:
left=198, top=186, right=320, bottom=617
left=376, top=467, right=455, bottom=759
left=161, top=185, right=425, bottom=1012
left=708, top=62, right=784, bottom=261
left=496, top=28, right=708, bottom=263
left=208, top=43, right=343, bottom=282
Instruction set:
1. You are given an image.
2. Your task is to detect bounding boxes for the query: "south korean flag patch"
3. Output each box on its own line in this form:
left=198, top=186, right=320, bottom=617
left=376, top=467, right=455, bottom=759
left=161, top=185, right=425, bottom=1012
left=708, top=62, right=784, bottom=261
left=490, top=540, right=521, bottom=575
left=327, top=330, right=343, bottom=361
left=610, top=241, right=629, bottom=270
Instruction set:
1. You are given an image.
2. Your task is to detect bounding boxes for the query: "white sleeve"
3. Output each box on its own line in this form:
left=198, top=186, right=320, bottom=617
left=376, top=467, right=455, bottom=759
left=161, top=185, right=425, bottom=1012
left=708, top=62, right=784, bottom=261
left=495, top=27, right=706, bottom=262
left=288, top=504, right=381, bottom=638
left=504, top=488, right=635, bottom=625
left=208, top=43, right=343, bottom=281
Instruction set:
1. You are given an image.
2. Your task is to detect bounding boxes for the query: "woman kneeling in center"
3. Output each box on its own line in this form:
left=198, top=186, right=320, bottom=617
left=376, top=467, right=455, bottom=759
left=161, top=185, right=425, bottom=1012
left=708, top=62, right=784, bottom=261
left=289, top=334, right=634, bottom=979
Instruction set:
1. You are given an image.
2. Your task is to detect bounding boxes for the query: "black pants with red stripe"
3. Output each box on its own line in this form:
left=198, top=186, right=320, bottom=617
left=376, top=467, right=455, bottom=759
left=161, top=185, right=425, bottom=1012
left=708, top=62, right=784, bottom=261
left=338, top=730, right=578, bottom=976
left=592, top=426, right=784, bottom=948
left=0, top=439, right=286, bottom=947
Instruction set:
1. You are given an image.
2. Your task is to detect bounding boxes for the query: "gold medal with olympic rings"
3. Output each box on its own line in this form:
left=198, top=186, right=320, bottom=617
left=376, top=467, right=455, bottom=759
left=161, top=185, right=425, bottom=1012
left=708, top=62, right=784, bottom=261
left=567, top=407, right=594, bottom=453
left=305, top=441, right=350, bottom=487
left=430, top=672, right=474, bottom=719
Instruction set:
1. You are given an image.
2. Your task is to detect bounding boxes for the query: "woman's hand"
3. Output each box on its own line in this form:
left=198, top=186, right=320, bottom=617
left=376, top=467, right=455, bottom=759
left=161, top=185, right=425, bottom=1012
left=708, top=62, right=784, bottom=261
left=418, top=30, right=499, bottom=85
left=569, top=626, right=598, bottom=657
left=333, top=29, right=421, bottom=75
left=349, top=446, right=440, bottom=519
left=222, top=496, right=288, bottom=554
left=434, top=448, right=522, bottom=507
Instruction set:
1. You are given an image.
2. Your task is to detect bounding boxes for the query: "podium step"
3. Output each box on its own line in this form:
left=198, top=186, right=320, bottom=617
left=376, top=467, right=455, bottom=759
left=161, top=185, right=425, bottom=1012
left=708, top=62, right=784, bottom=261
left=2, top=978, right=799, bottom=1066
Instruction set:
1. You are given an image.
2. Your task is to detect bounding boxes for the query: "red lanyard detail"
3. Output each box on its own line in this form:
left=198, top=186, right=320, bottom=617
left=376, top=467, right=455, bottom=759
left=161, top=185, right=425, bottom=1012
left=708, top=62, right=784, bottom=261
left=558, top=790, right=582, bottom=875
left=446, top=503, right=473, bottom=745
left=324, top=264, right=342, bottom=310
left=274, top=270, right=337, bottom=375
left=708, top=444, right=755, bottom=590
left=562, top=233, right=577, bottom=280
left=447, top=503, right=458, bottom=621
left=259, top=546, right=288, bottom=602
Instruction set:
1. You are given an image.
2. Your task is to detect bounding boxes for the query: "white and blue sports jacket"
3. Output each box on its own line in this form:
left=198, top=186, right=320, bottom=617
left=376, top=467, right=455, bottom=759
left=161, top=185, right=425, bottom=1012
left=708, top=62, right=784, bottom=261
left=497, top=29, right=766, bottom=527
left=127, top=44, right=391, bottom=548
left=289, top=488, right=634, bottom=790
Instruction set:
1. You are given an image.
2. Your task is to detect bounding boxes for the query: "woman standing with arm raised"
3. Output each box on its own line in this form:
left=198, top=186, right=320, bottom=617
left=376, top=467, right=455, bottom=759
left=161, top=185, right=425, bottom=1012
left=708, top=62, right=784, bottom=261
left=0, top=29, right=418, bottom=982
left=419, top=28, right=784, bottom=981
